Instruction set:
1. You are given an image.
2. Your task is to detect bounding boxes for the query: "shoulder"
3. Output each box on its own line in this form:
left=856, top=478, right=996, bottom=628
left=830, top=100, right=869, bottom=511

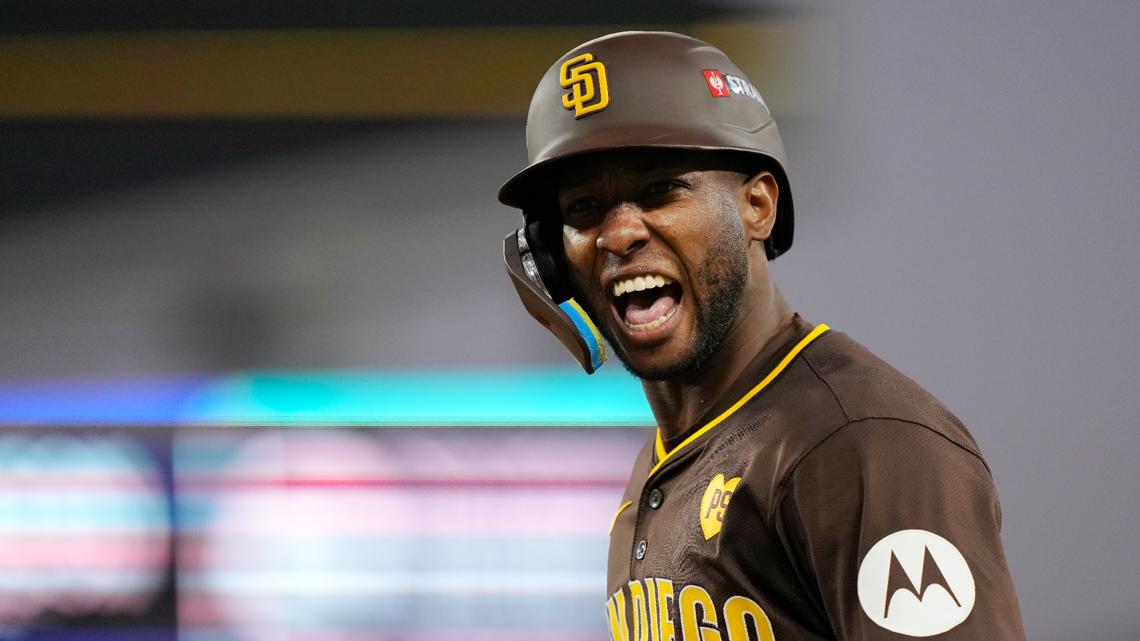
left=794, top=329, right=985, bottom=462
left=750, top=328, right=995, bottom=507
left=784, top=416, right=996, bottom=503
left=774, top=416, right=1004, bottom=564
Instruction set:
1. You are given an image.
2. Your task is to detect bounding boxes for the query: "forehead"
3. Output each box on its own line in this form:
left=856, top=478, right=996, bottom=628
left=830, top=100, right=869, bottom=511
left=555, top=148, right=731, bottom=193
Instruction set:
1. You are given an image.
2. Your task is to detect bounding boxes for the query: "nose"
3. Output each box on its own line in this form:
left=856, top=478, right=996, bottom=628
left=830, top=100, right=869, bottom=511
left=596, top=202, right=649, bottom=258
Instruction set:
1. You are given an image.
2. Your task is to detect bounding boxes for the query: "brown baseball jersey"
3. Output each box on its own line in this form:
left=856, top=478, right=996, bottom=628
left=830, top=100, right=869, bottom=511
left=605, top=316, right=1025, bottom=641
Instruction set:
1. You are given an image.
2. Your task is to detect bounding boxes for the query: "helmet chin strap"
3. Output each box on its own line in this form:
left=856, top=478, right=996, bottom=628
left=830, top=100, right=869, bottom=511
left=503, top=230, right=606, bottom=374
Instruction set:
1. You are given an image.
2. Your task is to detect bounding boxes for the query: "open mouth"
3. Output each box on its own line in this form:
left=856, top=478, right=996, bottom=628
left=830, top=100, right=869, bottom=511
left=611, top=274, right=683, bottom=332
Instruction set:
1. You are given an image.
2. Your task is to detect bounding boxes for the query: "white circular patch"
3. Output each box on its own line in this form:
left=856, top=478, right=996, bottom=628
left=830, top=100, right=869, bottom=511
left=856, top=529, right=975, bottom=637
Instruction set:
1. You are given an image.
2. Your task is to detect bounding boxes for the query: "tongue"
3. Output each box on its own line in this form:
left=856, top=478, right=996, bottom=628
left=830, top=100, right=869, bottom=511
left=624, top=289, right=678, bottom=326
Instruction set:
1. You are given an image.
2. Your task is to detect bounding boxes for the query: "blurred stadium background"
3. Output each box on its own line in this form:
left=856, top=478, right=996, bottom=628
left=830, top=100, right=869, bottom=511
left=1, top=1, right=1138, bottom=640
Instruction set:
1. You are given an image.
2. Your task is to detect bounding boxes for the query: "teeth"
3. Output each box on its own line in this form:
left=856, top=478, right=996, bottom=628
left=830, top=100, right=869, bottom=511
left=611, top=274, right=673, bottom=298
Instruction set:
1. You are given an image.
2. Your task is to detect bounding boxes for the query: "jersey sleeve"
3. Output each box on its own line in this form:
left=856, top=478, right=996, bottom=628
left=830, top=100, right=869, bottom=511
left=773, top=418, right=1025, bottom=640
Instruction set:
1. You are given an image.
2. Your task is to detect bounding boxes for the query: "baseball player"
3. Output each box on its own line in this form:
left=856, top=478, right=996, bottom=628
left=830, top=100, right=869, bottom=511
left=499, top=32, right=1025, bottom=640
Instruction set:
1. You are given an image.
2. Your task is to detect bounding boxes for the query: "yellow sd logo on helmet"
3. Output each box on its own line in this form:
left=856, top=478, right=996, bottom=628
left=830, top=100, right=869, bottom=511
left=560, top=53, right=609, bottom=118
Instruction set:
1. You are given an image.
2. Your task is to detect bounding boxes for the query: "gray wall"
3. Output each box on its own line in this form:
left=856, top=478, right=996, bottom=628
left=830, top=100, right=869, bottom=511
left=799, top=4, right=1139, bottom=639
left=1, top=1, right=1138, bottom=638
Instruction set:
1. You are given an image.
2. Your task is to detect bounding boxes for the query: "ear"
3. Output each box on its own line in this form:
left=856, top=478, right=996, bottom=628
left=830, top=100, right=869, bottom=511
left=740, top=171, right=779, bottom=243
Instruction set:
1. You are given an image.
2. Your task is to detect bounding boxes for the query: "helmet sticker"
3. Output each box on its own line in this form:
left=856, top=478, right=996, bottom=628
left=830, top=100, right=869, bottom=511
left=701, top=68, right=769, bottom=111
left=703, top=69, right=731, bottom=97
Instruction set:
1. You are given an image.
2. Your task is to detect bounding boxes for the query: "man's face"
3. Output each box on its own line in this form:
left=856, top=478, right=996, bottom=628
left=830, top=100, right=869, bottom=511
left=556, top=150, right=756, bottom=381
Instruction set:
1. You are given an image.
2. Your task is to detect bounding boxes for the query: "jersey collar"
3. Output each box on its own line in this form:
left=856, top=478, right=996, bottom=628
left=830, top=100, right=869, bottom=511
left=648, top=322, right=831, bottom=479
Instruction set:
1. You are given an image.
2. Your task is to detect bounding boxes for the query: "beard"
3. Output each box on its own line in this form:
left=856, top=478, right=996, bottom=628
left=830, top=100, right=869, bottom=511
left=567, top=214, right=749, bottom=382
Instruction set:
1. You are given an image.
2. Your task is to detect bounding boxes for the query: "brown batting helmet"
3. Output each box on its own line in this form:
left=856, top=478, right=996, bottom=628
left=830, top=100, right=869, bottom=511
left=499, top=30, right=794, bottom=259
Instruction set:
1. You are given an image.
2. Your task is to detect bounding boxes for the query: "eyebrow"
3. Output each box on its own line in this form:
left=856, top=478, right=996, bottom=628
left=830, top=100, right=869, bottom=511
left=559, top=159, right=692, bottom=193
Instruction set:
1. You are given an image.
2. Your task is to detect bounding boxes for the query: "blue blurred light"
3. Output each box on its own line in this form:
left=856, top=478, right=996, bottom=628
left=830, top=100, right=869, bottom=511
left=0, top=377, right=206, bottom=424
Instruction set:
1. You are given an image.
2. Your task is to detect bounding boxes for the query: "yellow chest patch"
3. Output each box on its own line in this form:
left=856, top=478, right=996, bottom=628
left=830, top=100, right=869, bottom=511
left=699, top=473, right=741, bottom=540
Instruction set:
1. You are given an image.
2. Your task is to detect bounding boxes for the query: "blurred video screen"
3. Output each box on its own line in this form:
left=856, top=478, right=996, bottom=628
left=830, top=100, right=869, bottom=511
left=0, top=429, right=175, bottom=641
left=0, top=426, right=646, bottom=641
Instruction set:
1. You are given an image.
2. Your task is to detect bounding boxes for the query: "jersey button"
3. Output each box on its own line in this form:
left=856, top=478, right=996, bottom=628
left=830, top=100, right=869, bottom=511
left=635, top=539, right=647, bottom=560
left=648, top=489, right=663, bottom=509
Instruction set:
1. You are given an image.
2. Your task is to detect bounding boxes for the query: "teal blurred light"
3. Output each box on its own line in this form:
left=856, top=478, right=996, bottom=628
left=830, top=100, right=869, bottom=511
left=184, top=367, right=653, bottom=426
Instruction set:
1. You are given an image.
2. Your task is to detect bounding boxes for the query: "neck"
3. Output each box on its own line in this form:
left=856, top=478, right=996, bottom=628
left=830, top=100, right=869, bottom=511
left=641, top=282, right=793, bottom=444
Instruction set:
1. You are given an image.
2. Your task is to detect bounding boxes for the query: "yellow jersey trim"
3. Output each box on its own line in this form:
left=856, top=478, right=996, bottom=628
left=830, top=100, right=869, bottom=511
left=648, top=324, right=831, bottom=479
left=608, top=500, right=634, bottom=535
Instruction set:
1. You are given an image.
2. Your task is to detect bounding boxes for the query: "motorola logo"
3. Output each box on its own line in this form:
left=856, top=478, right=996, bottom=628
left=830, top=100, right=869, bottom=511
left=857, top=529, right=976, bottom=637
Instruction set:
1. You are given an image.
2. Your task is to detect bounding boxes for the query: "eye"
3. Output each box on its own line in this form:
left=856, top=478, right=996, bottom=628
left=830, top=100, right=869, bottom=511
left=562, top=197, right=601, bottom=222
left=567, top=197, right=598, bottom=212
left=643, top=180, right=684, bottom=198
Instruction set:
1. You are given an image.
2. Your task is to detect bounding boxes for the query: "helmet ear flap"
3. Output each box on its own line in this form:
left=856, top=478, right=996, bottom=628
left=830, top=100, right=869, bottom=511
left=523, top=215, right=574, bottom=303
left=504, top=216, right=607, bottom=373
